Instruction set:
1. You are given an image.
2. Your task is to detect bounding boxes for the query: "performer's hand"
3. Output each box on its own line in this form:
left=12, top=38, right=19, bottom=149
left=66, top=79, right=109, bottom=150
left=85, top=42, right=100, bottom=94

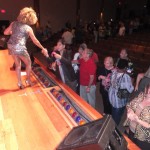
left=42, top=48, right=49, bottom=57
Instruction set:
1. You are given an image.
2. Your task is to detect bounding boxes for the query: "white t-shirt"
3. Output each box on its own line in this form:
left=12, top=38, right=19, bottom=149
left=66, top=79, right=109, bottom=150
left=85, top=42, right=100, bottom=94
left=72, top=52, right=80, bottom=73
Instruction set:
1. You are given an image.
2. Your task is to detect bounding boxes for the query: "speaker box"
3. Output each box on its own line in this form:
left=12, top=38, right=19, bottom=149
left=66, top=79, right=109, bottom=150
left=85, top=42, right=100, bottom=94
left=56, top=115, right=127, bottom=150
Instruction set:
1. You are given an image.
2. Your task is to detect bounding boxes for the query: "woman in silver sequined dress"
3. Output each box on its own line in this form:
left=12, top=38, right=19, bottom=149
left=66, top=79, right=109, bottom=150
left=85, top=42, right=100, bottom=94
left=4, top=7, right=48, bottom=89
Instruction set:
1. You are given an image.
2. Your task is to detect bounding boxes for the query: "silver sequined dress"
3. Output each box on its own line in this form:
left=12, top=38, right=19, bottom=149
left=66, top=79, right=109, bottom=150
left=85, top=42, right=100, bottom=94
left=7, top=21, right=31, bottom=57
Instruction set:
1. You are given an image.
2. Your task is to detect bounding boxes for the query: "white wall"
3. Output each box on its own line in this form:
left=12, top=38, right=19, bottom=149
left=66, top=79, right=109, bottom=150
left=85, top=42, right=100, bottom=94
left=39, top=0, right=101, bottom=32
left=103, top=0, right=116, bottom=22
left=39, top=0, right=76, bottom=32
left=80, top=0, right=101, bottom=23
left=0, top=0, right=100, bottom=32
left=0, top=0, right=148, bottom=32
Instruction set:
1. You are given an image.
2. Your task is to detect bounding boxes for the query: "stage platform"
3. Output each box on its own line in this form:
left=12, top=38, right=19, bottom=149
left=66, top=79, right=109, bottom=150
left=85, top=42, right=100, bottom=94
left=0, top=50, right=140, bottom=150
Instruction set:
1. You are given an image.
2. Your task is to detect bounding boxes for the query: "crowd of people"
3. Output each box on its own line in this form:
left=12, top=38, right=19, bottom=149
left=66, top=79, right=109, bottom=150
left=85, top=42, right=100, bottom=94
left=30, top=14, right=145, bottom=47
left=46, top=38, right=149, bottom=149
left=4, top=6, right=150, bottom=150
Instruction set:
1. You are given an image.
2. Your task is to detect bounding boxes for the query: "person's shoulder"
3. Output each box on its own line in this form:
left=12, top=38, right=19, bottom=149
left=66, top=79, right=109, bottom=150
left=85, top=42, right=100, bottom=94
left=19, top=22, right=30, bottom=28
left=25, top=25, right=32, bottom=32
left=111, top=67, right=117, bottom=72
left=25, top=23, right=31, bottom=28
left=124, top=72, right=131, bottom=78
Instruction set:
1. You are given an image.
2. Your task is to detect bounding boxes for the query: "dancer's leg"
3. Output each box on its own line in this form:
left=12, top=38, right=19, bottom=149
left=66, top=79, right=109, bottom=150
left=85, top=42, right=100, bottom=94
left=12, top=55, right=22, bottom=85
left=19, top=55, right=33, bottom=85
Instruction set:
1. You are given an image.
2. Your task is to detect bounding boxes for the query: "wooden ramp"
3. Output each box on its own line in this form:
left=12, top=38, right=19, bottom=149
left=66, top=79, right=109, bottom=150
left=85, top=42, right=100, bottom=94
left=0, top=50, right=139, bottom=150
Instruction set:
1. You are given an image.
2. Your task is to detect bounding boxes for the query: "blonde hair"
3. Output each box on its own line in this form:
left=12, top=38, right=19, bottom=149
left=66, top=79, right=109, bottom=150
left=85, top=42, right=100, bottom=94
left=17, top=7, right=38, bottom=25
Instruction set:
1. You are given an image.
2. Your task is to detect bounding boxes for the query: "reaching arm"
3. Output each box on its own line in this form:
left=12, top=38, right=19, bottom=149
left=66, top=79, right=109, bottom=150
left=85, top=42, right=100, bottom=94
left=28, top=27, right=44, bottom=49
left=86, top=75, right=94, bottom=93
left=137, top=118, right=150, bottom=128
left=4, top=22, right=14, bottom=35
left=98, top=75, right=106, bottom=80
left=88, top=75, right=94, bottom=88
left=127, top=109, right=150, bottom=128
left=134, top=73, right=144, bottom=91
left=28, top=27, right=48, bottom=56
